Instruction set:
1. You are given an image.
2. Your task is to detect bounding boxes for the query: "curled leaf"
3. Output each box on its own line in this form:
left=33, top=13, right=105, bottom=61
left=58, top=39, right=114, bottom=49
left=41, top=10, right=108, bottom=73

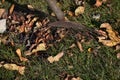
left=100, top=23, right=120, bottom=42
left=98, top=23, right=120, bottom=47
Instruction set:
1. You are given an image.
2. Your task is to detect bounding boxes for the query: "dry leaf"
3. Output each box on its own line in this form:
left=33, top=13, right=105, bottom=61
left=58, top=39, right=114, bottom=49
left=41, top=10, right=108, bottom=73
left=69, top=43, right=76, bottom=48
left=71, top=77, right=81, bottom=80
left=0, top=8, right=5, bottom=18
left=102, top=0, right=107, bottom=3
left=16, top=49, right=28, bottom=62
left=87, top=47, right=93, bottom=53
left=47, top=56, right=54, bottom=63
left=76, top=41, right=83, bottom=52
left=75, top=6, right=85, bottom=16
left=3, top=63, right=25, bottom=75
left=54, top=51, right=64, bottom=61
left=27, top=5, right=34, bottom=10
left=9, top=4, right=15, bottom=14
left=32, top=43, right=46, bottom=53
left=98, top=23, right=120, bottom=47
left=97, top=30, right=107, bottom=38
left=47, top=51, right=64, bottom=63
left=117, top=53, right=120, bottom=59
left=95, top=0, right=102, bottom=7
left=98, top=37, right=119, bottom=47
left=100, top=23, right=120, bottom=42
left=65, top=75, right=82, bottom=80
left=2, top=0, right=5, bottom=3
left=116, top=45, right=120, bottom=51
left=66, top=10, right=74, bottom=17
left=19, top=25, right=25, bottom=33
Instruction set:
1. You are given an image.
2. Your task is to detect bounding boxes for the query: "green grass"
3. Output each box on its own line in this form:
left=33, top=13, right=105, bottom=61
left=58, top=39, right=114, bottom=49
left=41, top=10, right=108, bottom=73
left=0, top=0, right=120, bottom=80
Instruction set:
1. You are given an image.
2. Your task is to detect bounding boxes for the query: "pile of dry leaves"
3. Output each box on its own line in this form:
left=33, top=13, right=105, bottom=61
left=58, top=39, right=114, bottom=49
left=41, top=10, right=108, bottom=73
left=0, top=0, right=120, bottom=79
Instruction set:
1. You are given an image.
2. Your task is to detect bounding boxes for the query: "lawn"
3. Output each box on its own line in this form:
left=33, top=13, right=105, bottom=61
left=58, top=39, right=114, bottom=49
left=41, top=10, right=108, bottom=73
left=0, top=0, right=120, bottom=80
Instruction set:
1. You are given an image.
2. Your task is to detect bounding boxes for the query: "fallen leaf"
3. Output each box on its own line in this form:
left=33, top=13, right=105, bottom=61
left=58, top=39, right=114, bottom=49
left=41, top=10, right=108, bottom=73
left=69, top=43, right=76, bottom=48
left=27, top=5, right=34, bottom=10
left=98, top=23, right=120, bottom=47
left=54, top=51, right=64, bottom=61
left=76, top=41, right=83, bottom=52
left=71, top=77, right=81, bottom=80
left=16, top=49, right=28, bottom=62
left=98, top=37, right=119, bottom=47
left=102, top=0, right=107, bottom=3
left=65, top=74, right=82, bottom=80
left=66, top=10, right=74, bottom=17
left=88, top=48, right=93, bottom=53
left=116, top=45, right=120, bottom=51
left=0, top=19, right=6, bottom=33
left=47, top=56, right=54, bottom=63
left=9, top=4, right=15, bottom=15
left=47, top=51, right=64, bottom=63
left=0, top=8, right=6, bottom=18
left=97, top=30, right=107, bottom=38
left=100, top=23, right=120, bottom=42
left=117, top=53, right=120, bottom=59
left=95, top=0, right=102, bottom=7
left=3, top=63, right=25, bottom=75
left=75, top=6, right=85, bottom=16
left=1, top=0, right=5, bottom=3
left=32, top=43, right=46, bottom=53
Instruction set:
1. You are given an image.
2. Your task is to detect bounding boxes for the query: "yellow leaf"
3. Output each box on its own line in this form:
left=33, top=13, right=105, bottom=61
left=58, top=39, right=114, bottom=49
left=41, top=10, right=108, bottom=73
left=47, top=56, right=54, bottom=63
left=32, top=43, right=46, bottom=53
left=47, top=51, right=64, bottom=63
left=98, top=23, right=120, bottom=47
left=16, top=49, right=28, bottom=62
left=3, top=63, right=25, bottom=75
left=100, top=23, right=120, bottom=42
left=53, top=51, right=64, bottom=61
left=75, top=6, right=85, bottom=16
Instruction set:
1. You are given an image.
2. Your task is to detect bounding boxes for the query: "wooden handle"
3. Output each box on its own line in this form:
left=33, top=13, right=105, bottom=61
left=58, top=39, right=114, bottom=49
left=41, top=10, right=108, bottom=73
left=46, top=0, right=65, bottom=21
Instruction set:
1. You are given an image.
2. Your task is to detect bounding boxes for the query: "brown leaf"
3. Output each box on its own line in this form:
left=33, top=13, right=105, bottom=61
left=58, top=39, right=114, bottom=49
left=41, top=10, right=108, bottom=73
left=1, top=0, right=5, bottom=3
left=95, top=0, right=102, bottom=7
left=98, top=23, right=120, bottom=47
left=76, top=41, right=84, bottom=52
left=9, top=4, right=15, bottom=15
left=16, top=49, right=28, bottom=62
left=0, top=9, right=6, bottom=18
left=100, top=23, right=120, bottom=42
left=117, top=53, right=120, bottom=59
